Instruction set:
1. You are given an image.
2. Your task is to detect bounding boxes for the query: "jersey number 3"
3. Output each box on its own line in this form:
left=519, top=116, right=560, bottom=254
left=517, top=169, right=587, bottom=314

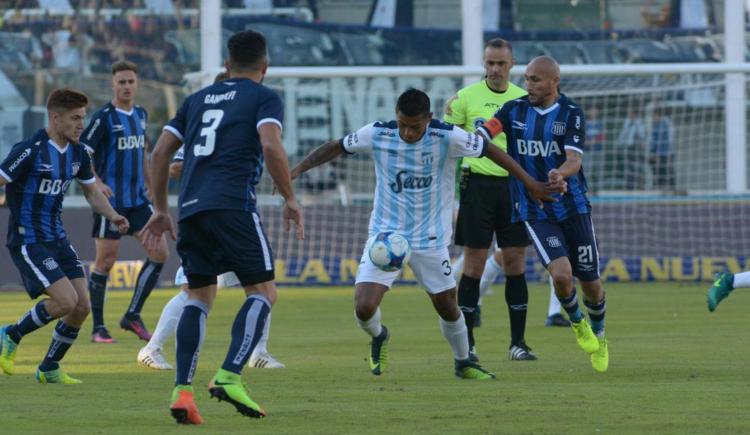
left=194, top=109, right=224, bottom=156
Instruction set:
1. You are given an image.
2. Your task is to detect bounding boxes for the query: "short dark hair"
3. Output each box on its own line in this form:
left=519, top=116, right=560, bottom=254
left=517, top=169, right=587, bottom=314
left=111, top=60, right=138, bottom=75
left=46, top=88, right=88, bottom=112
left=396, top=88, right=431, bottom=117
left=227, top=30, right=267, bottom=71
left=484, top=38, right=513, bottom=53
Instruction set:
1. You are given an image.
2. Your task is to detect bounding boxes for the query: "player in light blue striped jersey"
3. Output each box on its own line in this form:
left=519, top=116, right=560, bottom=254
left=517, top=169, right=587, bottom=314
left=291, top=88, right=562, bottom=379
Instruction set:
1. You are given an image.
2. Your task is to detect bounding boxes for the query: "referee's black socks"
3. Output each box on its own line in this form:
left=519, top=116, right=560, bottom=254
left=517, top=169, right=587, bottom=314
left=505, top=274, right=529, bottom=346
left=457, top=275, right=481, bottom=348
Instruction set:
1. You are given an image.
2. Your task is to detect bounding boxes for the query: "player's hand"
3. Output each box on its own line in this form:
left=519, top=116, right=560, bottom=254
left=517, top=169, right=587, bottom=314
left=139, top=211, right=176, bottom=250
left=283, top=198, right=305, bottom=240
left=111, top=214, right=130, bottom=234
left=547, top=169, right=568, bottom=193
left=96, top=180, right=113, bottom=198
left=527, top=180, right=558, bottom=207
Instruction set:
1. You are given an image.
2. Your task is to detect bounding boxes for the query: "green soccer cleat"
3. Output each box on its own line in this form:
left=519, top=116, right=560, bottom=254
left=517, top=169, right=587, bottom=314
left=571, top=318, right=599, bottom=354
left=368, top=326, right=389, bottom=376
left=707, top=272, right=734, bottom=312
left=454, top=359, right=496, bottom=380
left=35, top=367, right=82, bottom=384
left=208, top=369, right=266, bottom=418
left=590, top=336, right=609, bottom=373
left=0, top=325, right=18, bottom=375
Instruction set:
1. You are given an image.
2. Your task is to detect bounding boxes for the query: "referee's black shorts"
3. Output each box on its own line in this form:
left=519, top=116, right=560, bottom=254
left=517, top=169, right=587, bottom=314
left=455, top=173, right=530, bottom=249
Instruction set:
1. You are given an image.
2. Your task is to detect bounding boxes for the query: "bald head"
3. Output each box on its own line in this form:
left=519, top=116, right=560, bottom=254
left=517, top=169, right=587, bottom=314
left=524, top=55, right=560, bottom=108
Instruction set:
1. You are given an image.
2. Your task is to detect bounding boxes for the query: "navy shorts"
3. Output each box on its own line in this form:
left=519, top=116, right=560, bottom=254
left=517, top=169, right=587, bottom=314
left=455, top=174, right=530, bottom=249
left=8, top=239, right=86, bottom=299
left=523, top=214, right=600, bottom=282
left=92, top=203, right=153, bottom=239
left=177, top=210, right=274, bottom=288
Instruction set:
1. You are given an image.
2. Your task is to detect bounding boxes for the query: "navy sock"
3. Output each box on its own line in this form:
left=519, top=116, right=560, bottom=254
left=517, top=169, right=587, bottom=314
left=7, top=301, right=54, bottom=344
left=39, top=321, right=79, bottom=372
left=457, top=275, right=480, bottom=348
left=221, top=294, right=271, bottom=374
left=505, top=274, right=528, bottom=346
left=126, top=260, right=163, bottom=317
left=584, top=297, right=606, bottom=336
left=175, top=301, right=208, bottom=386
left=88, top=271, right=108, bottom=330
left=558, top=287, right=584, bottom=323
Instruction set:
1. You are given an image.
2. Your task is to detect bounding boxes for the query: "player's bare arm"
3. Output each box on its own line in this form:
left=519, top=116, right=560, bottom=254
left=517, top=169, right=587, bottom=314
left=169, top=161, right=183, bottom=179
left=289, top=139, right=344, bottom=179
left=143, top=137, right=153, bottom=198
left=483, top=143, right=559, bottom=203
left=88, top=161, right=113, bottom=198
left=549, top=149, right=582, bottom=183
left=259, top=123, right=305, bottom=240
left=80, top=181, right=129, bottom=234
left=140, top=129, right=182, bottom=248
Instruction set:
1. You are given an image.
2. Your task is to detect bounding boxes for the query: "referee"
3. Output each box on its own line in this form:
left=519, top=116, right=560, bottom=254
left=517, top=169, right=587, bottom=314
left=444, top=38, right=535, bottom=361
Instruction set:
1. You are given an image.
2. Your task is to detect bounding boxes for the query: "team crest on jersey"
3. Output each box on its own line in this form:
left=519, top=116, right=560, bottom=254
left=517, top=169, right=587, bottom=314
left=473, top=118, right=486, bottom=130
left=421, top=152, right=433, bottom=166
left=546, top=236, right=562, bottom=248
left=552, top=122, right=566, bottom=135
left=43, top=257, right=59, bottom=271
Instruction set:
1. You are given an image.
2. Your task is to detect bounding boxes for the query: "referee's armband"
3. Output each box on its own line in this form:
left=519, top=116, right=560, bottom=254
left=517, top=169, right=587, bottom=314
left=477, top=118, right=503, bottom=139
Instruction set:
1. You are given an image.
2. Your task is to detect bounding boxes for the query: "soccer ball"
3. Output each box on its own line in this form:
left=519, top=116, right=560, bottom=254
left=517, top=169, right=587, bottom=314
left=368, top=232, right=411, bottom=272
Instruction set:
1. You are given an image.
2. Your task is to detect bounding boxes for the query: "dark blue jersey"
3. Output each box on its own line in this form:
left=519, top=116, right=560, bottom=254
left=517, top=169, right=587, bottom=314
left=484, top=94, right=590, bottom=222
left=165, top=78, right=283, bottom=221
left=0, top=129, right=95, bottom=246
left=81, top=103, right=149, bottom=209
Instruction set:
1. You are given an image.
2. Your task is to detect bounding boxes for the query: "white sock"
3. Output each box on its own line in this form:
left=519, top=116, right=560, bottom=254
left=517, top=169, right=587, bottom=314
left=355, top=307, right=382, bottom=337
left=440, top=313, right=469, bottom=360
left=733, top=271, right=750, bottom=288
left=252, top=312, right=271, bottom=356
left=479, top=254, right=503, bottom=303
left=146, top=290, right=189, bottom=351
left=452, top=254, right=465, bottom=281
left=547, top=276, right=562, bottom=317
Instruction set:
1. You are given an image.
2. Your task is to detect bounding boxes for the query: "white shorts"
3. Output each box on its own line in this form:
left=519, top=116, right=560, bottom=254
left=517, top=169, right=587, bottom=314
left=174, top=266, right=240, bottom=288
left=355, top=237, right=456, bottom=294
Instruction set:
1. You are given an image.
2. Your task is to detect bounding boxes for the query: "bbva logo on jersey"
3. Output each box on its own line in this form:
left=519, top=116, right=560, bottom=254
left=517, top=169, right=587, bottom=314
left=38, top=179, right=71, bottom=195
left=117, top=135, right=145, bottom=150
left=516, top=139, right=562, bottom=157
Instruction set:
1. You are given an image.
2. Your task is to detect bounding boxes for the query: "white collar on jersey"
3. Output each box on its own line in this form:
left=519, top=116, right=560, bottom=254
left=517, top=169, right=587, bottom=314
left=115, top=107, right=134, bottom=116
left=533, top=102, right=559, bottom=116
left=47, top=139, right=69, bottom=153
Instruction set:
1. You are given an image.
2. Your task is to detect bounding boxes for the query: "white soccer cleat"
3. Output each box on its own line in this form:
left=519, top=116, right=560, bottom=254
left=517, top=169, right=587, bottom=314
left=248, top=352, right=285, bottom=369
left=137, top=346, right=173, bottom=370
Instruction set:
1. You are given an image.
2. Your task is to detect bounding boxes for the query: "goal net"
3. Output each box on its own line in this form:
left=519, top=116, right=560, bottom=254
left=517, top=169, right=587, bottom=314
left=184, top=64, right=750, bottom=284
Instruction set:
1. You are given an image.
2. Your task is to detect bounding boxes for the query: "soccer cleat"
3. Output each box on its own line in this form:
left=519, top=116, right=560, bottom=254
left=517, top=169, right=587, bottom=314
left=170, top=386, right=203, bottom=424
left=368, top=326, right=389, bottom=375
left=35, top=367, right=82, bottom=384
left=509, top=342, right=538, bottom=361
left=138, top=346, right=173, bottom=370
left=590, top=336, right=609, bottom=373
left=545, top=313, right=572, bottom=327
left=208, top=369, right=266, bottom=418
left=91, top=327, right=117, bottom=344
left=248, top=352, right=285, bottom=369
left=468, top=346, right=479, bottom=363
left=707, top=272, right=734, bottom=312
left=571, top=318, right=599, bottom=354
left=455, top=359, right=496, bottom=380
left=120, top=315, right=152, bottom=341
left=0, top=325, right=18, bottom=375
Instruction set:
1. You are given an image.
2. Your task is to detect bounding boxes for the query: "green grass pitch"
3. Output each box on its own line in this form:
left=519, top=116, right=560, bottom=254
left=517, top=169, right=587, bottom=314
left=0, top=282, right=748, bottom=434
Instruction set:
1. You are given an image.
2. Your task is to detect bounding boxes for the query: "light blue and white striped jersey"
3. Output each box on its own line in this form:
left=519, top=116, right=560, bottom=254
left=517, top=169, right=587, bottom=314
left=341, top=119, right=486, bottom=250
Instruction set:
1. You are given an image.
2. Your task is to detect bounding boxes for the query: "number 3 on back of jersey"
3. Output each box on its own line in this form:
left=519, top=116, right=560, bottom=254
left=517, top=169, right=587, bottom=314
left=194, top=109, right=224, bottom=156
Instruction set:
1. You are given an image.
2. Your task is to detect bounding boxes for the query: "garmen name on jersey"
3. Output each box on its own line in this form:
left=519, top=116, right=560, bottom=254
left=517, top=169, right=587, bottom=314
left=81, top=103, right=149, bottom=209
left=0, top=129, right=96, bottom=246
left=340, top=119, right=486, bottom=250
left=478, top=94, right=590, bottom=222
